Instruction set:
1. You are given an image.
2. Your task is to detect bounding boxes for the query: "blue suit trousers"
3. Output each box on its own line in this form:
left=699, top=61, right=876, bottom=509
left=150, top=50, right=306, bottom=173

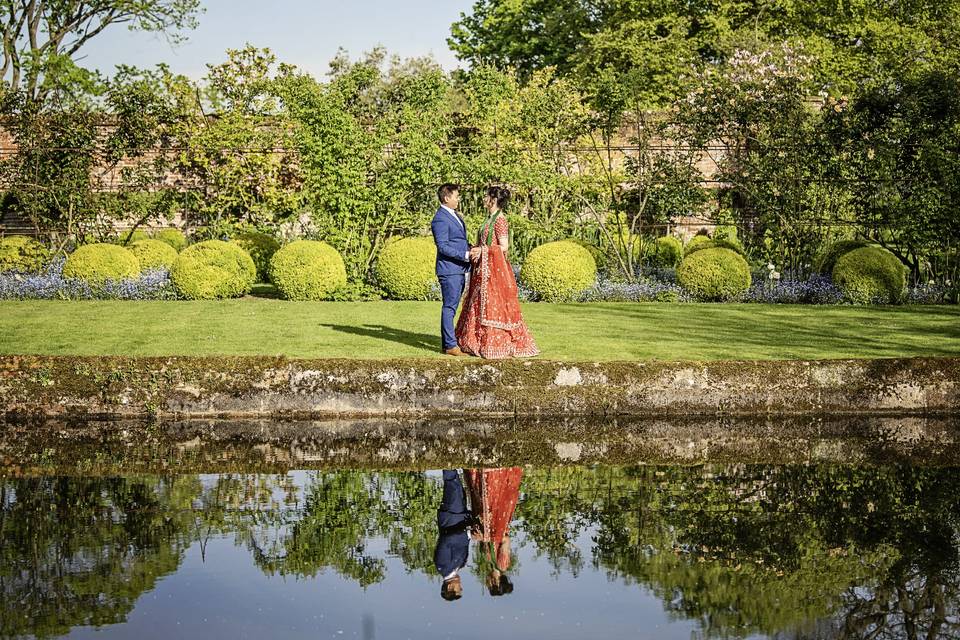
left=439, top=274, right=466, bottom=350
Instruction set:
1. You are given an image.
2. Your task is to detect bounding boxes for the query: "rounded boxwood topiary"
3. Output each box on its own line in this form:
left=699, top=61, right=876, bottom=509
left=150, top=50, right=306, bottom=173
left=232, top=230, right=281, bottom=282
left=375, top=236, right=438, bottom=300
left=269, top=240, right=347, bottom=301
left=571, top=239, right=606, bottom=272
left=683, top=234, right=713, bottom=256
left=129, top=239, right=179, bottom=272
left=521, top=240, right=597, bottom=302
left=63, top=243, right=140, bottom=284
left=118, top=229, right=150, bottom=245
left=832, top=246, right=906, bottom=304
left=154, top=228, right=188, bottom=252
left=170, top=240, right=256, bottom=300
left=814, top=239, right=871, bottom=275
left=677, top=247, right=752, bottom=301
left=650, top=235, right=683, bottom=268
left=0, top=235, right=50, bottom=274
left=684, top=237, right=746, bottom=258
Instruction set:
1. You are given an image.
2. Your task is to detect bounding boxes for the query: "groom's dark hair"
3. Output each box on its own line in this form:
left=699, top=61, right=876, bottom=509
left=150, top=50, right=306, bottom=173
left=437, top=183, right=460, bottom=204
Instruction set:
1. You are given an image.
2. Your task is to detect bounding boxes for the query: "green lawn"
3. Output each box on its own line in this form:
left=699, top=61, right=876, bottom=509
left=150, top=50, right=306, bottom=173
left=0, top=298, right=958, bottom=361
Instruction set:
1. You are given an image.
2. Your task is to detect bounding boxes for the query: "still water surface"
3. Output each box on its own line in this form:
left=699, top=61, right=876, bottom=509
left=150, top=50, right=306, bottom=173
left=2, top=464, right=959, bottom=639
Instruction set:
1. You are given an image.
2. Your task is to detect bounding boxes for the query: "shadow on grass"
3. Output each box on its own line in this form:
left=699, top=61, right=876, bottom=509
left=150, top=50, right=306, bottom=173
left=248, top=283, right=281, bottom=299
left=322, top=324, right=439, bottom=354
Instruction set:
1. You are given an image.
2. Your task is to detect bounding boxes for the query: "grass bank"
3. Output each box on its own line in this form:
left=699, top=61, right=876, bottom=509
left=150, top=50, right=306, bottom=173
left=1, top=299, right=958, bottom=360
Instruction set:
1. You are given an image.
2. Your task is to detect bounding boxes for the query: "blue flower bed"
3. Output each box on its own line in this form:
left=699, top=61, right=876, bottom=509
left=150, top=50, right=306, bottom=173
left=741, top=274, right=844, bottom=304
left=578, top=275, right=691, bottom=303
left=0, top=256, right=178, bottom=300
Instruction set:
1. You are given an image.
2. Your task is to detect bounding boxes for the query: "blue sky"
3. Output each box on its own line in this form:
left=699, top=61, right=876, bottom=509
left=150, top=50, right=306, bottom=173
left=78, top=0, right=476, bottom=81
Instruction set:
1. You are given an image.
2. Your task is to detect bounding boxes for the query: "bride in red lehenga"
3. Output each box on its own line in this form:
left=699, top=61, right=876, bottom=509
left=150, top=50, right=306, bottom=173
left=456, top=186, right=539, bottom=359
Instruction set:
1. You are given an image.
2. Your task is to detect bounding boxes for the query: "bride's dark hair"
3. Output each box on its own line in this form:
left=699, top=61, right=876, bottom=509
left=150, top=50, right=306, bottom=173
left=486, top=185, right=510, bottom=211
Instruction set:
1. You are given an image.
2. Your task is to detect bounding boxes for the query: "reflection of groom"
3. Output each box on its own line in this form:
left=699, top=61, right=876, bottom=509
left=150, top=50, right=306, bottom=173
left=431, top=184, right=481, bottom=356
left=434, top=470, right=471, bottom=601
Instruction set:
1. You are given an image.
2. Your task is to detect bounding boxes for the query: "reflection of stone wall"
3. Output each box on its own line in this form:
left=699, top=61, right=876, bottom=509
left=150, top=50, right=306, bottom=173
left=2, top=355, right=958, bottom=419
left=4, top=414, right=959, bottom=473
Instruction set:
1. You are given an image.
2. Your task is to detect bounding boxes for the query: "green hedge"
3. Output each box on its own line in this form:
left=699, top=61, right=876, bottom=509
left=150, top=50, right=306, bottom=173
left=154, top=228, right=188, bottom=252
left=650, top=235, right=683, bottom=268
left=63, top=243, right=140, bottom=284
left=677, top=247, right=752, bottom=301
left=521, top=240, right=597, bottom=302
left=814, top=239, right=871, bottom=275
left=129, top=239, right=179, bottom=272
left=0, top=235, right=49, bottom=274
left=832, top=246, right=906, bottom=304
left=232, top=230, right=281, bottom=282
left=269, top=240, right=347, bottom=301
left=170, top=240, right=256, bottom=300
left=375, top=236, right=438, bottom=300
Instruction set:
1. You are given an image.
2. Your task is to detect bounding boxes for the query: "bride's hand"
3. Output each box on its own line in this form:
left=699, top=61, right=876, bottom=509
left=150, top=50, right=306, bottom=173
left=468, top=246, right=482, bottom=261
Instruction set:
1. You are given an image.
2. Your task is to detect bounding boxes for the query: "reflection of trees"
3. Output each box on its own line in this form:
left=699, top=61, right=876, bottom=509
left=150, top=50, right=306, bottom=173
left=211, top=472, right=442, bottom=587
left=0, top=476, right=199, bottom=639
left=517, top=465, right=960, bottom=640
left=2, top=466, right=958, bottom=639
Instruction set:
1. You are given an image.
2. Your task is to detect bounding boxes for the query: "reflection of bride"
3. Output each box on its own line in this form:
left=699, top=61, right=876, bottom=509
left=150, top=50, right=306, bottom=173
left=464, top=467, right=523, bottom=595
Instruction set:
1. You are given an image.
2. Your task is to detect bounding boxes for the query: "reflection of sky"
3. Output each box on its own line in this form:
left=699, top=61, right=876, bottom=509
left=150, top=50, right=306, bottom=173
left=65, top=528, right=704, bottom=640
left=76, top=0, right=475, bottom=82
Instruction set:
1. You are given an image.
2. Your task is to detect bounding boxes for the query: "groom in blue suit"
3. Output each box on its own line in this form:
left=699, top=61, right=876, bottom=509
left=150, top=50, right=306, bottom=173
left=431, top=184, right=480, bottom=356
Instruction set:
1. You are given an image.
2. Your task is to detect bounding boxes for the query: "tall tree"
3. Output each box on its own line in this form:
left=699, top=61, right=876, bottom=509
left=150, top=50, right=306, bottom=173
left=449, top=0, right=960, bottom=104
left=0, top=0, right=201, bottom=100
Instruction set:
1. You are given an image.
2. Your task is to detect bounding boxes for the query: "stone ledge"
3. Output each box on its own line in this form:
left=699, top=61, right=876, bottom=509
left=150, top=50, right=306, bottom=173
left=1, top=355, right=958, bottom=418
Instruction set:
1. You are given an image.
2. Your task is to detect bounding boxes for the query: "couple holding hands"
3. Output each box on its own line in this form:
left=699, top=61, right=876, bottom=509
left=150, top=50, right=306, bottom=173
left=431, top=184, right=539, bottom=359
left=434, top=467, right=523, bottom=601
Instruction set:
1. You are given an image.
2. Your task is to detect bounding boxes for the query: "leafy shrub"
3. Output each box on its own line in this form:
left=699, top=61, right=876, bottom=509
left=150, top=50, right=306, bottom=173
left=832, top=246, right=906, bottom=304
left=677, top=247, right=752, bottom=301
left=570, top=239, right=606, bottom=272
left=154, top=228, right=188, bottom=252
left=714, top=224, right=739, bottom=243
left=684, top=237, right=746, bottom=258
left=683, top=234, right=713, bottom=256
left=0, top=235, right=49, bottom=274
left=269, top=240, right=347, bottom=301
left=521, top=240, right=597, bottom=302
left=649, top=236, right=683, bottom=267
left=118, top=229, right=150, bottom=245
left=170, top=240, right=256, bottom=300
left=613, top=227, right=645, bottom=261
left=129, top=239, right=178, bottom=272
left=63, top=243, right=140, bottom=285
left=232, top=230, right=281, bottom=282
left=374, top=236, right=438, bottom=300
left=813, top=239, right=870, bottom=275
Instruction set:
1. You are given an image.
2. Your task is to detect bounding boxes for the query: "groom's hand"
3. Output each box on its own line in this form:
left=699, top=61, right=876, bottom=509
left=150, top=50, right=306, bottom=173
left=468, top=247, right=482, bottom=260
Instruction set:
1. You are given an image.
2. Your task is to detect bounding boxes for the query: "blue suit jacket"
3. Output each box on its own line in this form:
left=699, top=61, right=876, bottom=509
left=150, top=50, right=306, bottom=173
left=431, top=207, right=470, bottom=277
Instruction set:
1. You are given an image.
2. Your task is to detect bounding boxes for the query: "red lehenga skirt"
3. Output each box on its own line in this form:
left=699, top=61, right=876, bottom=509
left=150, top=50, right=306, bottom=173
left=455, top=245, right=539, bottom=359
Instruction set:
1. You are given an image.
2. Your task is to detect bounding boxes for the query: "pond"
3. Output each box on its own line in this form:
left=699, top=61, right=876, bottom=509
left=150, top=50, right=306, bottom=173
left=1, top=417, right=959, bottom=639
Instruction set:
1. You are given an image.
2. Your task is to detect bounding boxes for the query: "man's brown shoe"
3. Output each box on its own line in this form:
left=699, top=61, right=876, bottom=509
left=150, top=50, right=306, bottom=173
left=444, top=347, right=466, bottom=356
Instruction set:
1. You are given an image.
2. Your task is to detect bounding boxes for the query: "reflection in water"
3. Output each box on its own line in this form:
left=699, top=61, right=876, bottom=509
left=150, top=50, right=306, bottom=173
left=0, top=466, right=959, bottom=639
